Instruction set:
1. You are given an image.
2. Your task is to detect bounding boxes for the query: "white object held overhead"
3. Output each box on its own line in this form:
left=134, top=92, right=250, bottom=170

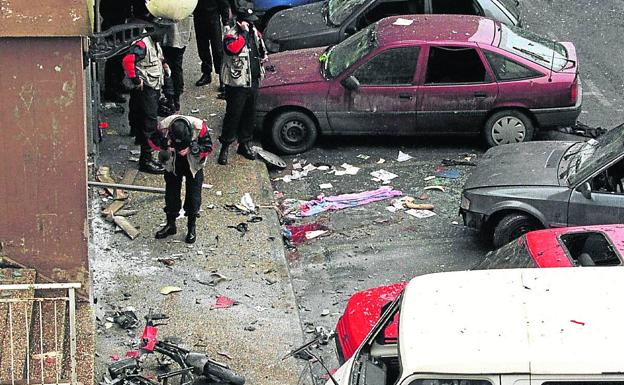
left=145, top=0, right=198, bottom=21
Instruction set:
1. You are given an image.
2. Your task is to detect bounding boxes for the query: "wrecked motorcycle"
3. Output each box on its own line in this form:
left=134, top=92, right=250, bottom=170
left=112, top=310, right=245, bottom=385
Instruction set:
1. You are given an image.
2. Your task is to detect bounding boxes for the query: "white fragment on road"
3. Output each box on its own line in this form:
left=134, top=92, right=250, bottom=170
left=305, top=230, right=328, bottom=240
left=319, top=183, right=333, bottom=189
left=397, top=151, right=413, bottom=162
left=393, top=17, right=413, bottom=26
left=191, top=108, right=200, bottom=113
left=424, top=175, right=436, bottom=181
left=406, top=209, right=437, bottom=219
left=377, top=158, right=385, bottom=164
left=334, top=163, right=360, bottom=175
left=357, top=154, right=370, bottom=160
left=370, top=169, right=398, bottom=183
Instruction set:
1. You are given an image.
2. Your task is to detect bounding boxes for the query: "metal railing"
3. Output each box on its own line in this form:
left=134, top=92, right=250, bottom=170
left=0, top=283, right=80, bottom=385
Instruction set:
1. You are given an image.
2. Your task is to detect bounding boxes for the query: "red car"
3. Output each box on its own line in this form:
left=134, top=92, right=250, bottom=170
left=335, top=224, right=624, bottom=363
left=257, top=14, right=581, bottom=154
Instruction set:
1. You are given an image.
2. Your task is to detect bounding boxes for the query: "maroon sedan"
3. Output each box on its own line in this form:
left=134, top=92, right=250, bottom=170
left=335, top=224, right=624, bottom=363
left=257, top=15, right=581, bottom=154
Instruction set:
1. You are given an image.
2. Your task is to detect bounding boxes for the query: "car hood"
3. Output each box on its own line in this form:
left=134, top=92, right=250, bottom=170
left=264, top=2, right=337, bottom=43
left=261, top=46, right=327, bottom=87
left=464, top=141, right=576, bottom=190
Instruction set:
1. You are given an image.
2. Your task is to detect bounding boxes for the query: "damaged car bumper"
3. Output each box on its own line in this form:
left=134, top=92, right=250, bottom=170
left=460, top=209, right=486, bottom=230
left=530, top=81, right=583, bottom=128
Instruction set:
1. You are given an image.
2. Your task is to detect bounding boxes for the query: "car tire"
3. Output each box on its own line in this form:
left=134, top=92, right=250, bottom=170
left=483, top=110, right=534, bottom=147
left=492, top=212, right=541, bottom=248
left=270, top=111, right=318, bottom=154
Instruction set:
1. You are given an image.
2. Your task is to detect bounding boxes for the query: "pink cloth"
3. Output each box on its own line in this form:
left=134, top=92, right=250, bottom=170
left=299, top=186, right=402, bottom=216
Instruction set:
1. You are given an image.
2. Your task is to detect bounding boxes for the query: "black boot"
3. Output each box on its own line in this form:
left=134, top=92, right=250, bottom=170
left=195, top=73, right=211, bottom=87
left=218, top=144, right=229, bottom=165
left=139, top=147, right=165, bottom=174
left=155, top=215, right=177, bottom=239
left=237, top=142, right=255, bottom=160
left=185, top=216, right=197, bottom=244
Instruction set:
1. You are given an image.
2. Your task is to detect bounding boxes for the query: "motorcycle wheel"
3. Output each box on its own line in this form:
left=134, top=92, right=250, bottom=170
left=203, top=361, right=245, bottom=385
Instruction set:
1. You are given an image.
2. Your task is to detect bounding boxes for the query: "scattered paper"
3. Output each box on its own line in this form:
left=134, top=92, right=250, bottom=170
left=386, top=206, right=399, bottom=213
left=393, top=17, right=413, bottom=26
left=334, top=163, right=360, bottom=176
left=406, top=209, right=437, bottom=218
left=240, top=193, right=256, bottom=212
left=424, top=176, right=436, bottom=181
left=319, top=183, right=333, bottom=189
left=202, top=183, right=213, bottom=189
left=305, top=230, right=328, bottom=239
left=212, top=295, right=238, bottom=309
left=377, top=158, right=385, bottom=164
left=370, top=169, right=398, bottom=183
left=160, top=286, right=182, bottom=295
left=397, top=151, right=413, bottom=162
left=317, top=165, right=330, bottom=171
left=209, top=113, right=217, bottom=117
left=357, top=154, right=370, bottom=160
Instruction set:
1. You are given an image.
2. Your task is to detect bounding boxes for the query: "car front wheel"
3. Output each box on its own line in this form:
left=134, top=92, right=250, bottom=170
left=483, top=110, right=534, bottom=147
left=492, top=212, right=541, bottom=248
left=269, top=111, right=318, bottom=154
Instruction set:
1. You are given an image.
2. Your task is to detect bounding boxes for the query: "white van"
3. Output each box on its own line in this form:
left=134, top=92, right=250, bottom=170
left=330, top=268, right=624, bottom=385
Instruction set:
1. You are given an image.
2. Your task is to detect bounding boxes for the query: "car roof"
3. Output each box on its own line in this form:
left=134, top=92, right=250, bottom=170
left=399, top=268, right=624, bottom=375
left=376, top=15, right=498, bottom=48
left=526, top=224, right=624, bottom=267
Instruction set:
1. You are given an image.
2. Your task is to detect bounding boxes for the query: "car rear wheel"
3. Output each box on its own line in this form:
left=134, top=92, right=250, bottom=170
left=270, top=111, right=318, bottom=154
left=492, top=212, right=541, bottom=248
left=483, top=110, right=534, bottom=147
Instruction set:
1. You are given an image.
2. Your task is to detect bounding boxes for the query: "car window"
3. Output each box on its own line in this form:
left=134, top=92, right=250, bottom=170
left=589, top=159, right=624, bottom=194
left=483, top=50, right=543, bottom=81
left=559, top=232, right=621, bottom=267
left=498, top=24, right=568, bottom=71
left=472, top=236, right=537, bottom=270
left=425, top=46, right=490, bottom=84
left=329, top=0, right=369, bottom=25
left=568, top=124, right=624, bottom=185
left=353, top=46, right=420, bottom=85
left=325, top=24, right=378, bottom=78
left=357, top=0, right=420, bottom=28
left=430, top=0, right=480, bottom=14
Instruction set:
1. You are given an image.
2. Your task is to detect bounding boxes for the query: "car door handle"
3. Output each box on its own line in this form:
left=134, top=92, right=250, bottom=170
left=399, top=93, right=413, bottom=100
left=474, top=91, right=487, bottom=98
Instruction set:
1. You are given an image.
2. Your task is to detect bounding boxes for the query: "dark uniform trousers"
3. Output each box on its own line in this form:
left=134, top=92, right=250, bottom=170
left=128, top=86, right=159, bottom=150
left=220, top=85, right=258, bottom=144
left=162, top=46, right=186, bottom=100
left=194, top=11, right=224, bottom=76
left=164, top=154, right=204, bottom=218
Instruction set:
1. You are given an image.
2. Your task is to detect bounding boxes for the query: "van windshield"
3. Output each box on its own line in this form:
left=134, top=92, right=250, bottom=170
left=498, top=24, right=568, bottom=70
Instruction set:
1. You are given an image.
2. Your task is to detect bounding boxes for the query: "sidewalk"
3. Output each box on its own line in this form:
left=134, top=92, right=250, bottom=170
left=90, top=34, right=307, bottom=385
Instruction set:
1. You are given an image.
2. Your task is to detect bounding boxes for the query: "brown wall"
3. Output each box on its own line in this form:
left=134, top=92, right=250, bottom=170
left=0, top=37, right=90, bottom=295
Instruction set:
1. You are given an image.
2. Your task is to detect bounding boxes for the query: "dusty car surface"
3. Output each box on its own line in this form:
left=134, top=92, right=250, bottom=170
left=258, top=15, right=581, bottom=154
left=334, top=224, right=624, bottom=363
left=331, top=268, right=624, bottom=385
left=460, top=123, right=624, bottom=248
left=263, top=0, right=521, bottom=53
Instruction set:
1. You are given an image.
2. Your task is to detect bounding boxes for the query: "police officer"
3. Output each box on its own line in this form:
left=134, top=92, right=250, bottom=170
left=122, top=29, right=170, bottom=174
left=150, top=115, right=214, bottom=243
left=217, top=5, right=267, bottom=165
left=194, top=0, right=231, bottom=94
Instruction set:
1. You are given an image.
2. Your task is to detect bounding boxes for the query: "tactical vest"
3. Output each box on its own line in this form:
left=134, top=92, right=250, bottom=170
left=136, top=37, right=164, bottom=90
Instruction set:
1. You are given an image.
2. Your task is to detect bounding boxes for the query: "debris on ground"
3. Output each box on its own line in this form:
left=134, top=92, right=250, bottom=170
left=558, top=122, right=607, bottom=138
left=217, top=351, right=233, bottom=360
left=397, top=151, right=413, bottom=162
left=240, top=193, right=256, bottom=212
left=424, top=185, right=445, bottom=193
left=370, top=169, right=398, bottom=184
left=299, top=186, right=403, bottom=217
left=195, top=272, right=230, bottom=286
left=332, top=163, right=360, bottom=176
left=442, top=158, right=477, bottom=167
left=251, top=146, right=287, bottom=169
left=356, top=154, right=370, bottom=160
left=113, top=310, right=139, bottom=329
left=159, top=286, right=182, bottom=295
left=377, top=158, right=385, bottom=164
left=211, top=295, right=238, bottom=309
left=286, top=223, right=330, bottom=244
left=434, top=167, right=460, bottom=179
left=227, top=222, right=249, bottom=235
left=319, top=183, right=333, bottom=189
left=406, top=209, right=437, bottom=219
left=158, top=258, right=176, bottom=266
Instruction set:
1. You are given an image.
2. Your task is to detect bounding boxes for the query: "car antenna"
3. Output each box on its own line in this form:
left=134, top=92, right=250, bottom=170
left=548, top=40, right=556, bottom=83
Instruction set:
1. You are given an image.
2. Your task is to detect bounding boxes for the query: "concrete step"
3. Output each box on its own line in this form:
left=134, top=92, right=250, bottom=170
left=0, top=268, right=37, bottom=383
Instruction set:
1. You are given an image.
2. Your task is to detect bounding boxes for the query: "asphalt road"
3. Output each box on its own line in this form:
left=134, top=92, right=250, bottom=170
left=269, top=0, right=624, bottom=379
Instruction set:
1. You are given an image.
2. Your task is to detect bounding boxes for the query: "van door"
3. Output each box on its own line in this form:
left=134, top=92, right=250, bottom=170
left=398, top=375, right=501, bottom=385
left=501, top=375, right=529, bottom=385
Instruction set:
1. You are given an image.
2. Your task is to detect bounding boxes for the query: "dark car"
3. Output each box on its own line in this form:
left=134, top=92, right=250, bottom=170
left=263, top=0, right=521, bottom=53
left=257, top=15, right=581, bottom=154
left=460, top=123, right=624, bottom=248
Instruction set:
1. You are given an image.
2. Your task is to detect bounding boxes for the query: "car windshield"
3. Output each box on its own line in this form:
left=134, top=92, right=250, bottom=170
left=498, top=24, right=568, bottom=70
left=568, top=124, right=624, bottom=185
left=472, top=236, right=536, bottom=270
left=325, top=24, right=377, bottom=78
left=494, top=0, right=520, bottom=19
left=328, top=0, right=367, bottom=25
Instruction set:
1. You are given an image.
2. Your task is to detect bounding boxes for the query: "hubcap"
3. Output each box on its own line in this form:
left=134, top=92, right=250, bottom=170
left=491, top=116, right=526, bottom=145
left=281, top=120, right=307, bottom=145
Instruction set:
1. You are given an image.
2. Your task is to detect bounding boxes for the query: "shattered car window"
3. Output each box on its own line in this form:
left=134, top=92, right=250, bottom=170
left=568, top=124, right=624, bottom=185
left=326, top=24, right=378, bottom=78
left=329, top=0, right=368, bottom=25
left=498, top=24, right=568, bottom=71
left=472, top=236, right=536, bottom=270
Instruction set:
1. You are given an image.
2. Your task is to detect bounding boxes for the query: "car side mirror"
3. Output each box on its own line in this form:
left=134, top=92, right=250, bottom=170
left=578, top=182, right=592, bottom=199
left=345, top=25, right=357, bottom=35
left=341, top=75, right=360, bottom=92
